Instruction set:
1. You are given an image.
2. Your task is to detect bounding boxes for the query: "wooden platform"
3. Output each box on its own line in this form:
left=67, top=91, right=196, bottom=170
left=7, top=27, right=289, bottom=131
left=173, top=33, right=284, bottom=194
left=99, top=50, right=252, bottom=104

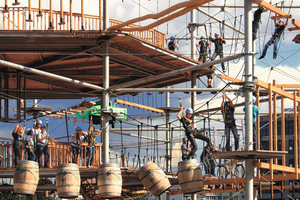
left=212, top=150, right=287, bottom=160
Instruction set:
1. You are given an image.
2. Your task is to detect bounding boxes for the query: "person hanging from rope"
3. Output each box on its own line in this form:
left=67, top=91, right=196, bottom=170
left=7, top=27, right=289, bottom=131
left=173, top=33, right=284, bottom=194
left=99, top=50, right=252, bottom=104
left=168, top=36, right=178, bottom=51
left=181, top=137, right=191, bottom=160
left=25, top=129, right=36, bottom=161
left=258, top=17, right=289, bottom=60
left=37, top=125, right=57, bottom=168
left=243, top=95, right=260, bottom=150
left=71, top=126, right=83, bottom=164
left=196, top=36, right=214, bottom=88
left=177, top=107, right=215, bottom=159
left=209, top=32, right=226, bottom=72
left=221, top=93, right=239, bottom=151
left=12, top=124, right=26, bottom=167
left=252, top=6, right=267, bottom=41
left=86, top=125, right=101, bottom=168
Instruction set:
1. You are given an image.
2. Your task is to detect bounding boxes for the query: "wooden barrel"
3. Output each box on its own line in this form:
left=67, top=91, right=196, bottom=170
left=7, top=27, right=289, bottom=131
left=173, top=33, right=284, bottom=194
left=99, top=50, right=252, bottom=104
left=14, top=160, right=39, bottom=195
left=97, top=163, right=122, bottom=198
left=178, top=159, right=203, bottom=194
left=137, top=161, right=171, bottom=197
left=56, top=163, right=81, bottom=198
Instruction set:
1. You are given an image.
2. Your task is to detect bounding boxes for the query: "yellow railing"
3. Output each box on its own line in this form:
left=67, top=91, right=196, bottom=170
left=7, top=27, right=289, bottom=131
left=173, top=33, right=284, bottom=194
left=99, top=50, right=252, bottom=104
left=0, top=7, right=166, bottom=47
left=1, top=141, right=102, bottom=168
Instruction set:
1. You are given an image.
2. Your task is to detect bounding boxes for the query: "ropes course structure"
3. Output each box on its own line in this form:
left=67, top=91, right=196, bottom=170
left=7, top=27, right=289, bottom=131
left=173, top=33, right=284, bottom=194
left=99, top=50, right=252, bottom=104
left=1, top=0, right=300, bottom=199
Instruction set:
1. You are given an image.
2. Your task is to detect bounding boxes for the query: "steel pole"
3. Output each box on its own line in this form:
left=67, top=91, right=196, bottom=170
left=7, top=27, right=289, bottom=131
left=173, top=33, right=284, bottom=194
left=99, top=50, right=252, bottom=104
left=190, top=10, right=196, bottom=60
left=102, top=0, right=110, bottom=165
left=191, top=72, right=197, bottom=124
left=244, top=1, right=254, bottom=200
left=166, top=86, right=170, bottom=172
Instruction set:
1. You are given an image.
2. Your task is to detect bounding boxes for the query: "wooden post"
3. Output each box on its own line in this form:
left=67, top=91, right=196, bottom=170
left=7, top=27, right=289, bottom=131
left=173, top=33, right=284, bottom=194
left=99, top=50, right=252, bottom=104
left=36, top=0, right=42, bottom=17
left=58, top=0, right=65, bottom=25
left=281, top=87, right=286, bottom=177
left=122, top=153, right=125, bottom=167
left=268, top=83, right=273, bottom=180
left=3, top=0, right=8, bottom=12
left=256, top=85, right=261, bottom=179
left=48, top=0, right=54, bottom=30
left=12, top=0, right=21, bottom=6
left=298, top=90, right=300, bottom=177
left=70, top=0, right=73, bottom=33
left=273, top=80, right=277, bottom=165
left=294, top=91, right=298, bottom=179
left=81, top=0, right=85, bottom=30
left=26, top=0, right=33, bottom=22
left=99, top=0, right=102, bottom=31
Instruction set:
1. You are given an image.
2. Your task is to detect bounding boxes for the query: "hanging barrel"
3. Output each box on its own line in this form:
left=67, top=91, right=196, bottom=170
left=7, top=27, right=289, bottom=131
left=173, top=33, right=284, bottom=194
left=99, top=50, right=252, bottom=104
left=56, top=163, right=81, bottom=198
left=178, top=159, right=203, bottom=194
left=137, top=161, right=171, bottom=197
left=97, top=163, right=122, bottom=198
left=14, top=160, right=39, bottom=195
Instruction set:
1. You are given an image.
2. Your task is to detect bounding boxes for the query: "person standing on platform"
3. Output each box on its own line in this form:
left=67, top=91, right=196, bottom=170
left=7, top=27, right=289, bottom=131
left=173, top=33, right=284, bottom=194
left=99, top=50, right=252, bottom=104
left=258, top=18, right=289, bottom=60
left=209, top=32, right=226, bottom=72
left=37, top=125, right=57, bottom=168
left=12, top=124, right=25, bottom=166
left=243, top=96, right=260, bottom=150
left=177, top=107, right=214, bottom=159
left=200, top=144, right=216, bottom=176
left=71, top=126, right=83, bottom=164
left=168, top=36, right=178, bottom=51
left=181, top=137, right=191, bottom=160
left=86, top=126, right=101, bottom=168
left=25, top=129, right=36, bottom=161
left=196, top=36, right=214, bottom=88
left=252, top=6, right=267, bottom=41
left=221, top=93, right=239, bottom=151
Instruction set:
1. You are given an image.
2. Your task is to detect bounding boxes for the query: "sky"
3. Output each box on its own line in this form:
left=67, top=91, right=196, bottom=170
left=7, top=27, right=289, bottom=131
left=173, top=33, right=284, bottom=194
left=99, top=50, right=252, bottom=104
left=1, top=0, right=300, bottom=171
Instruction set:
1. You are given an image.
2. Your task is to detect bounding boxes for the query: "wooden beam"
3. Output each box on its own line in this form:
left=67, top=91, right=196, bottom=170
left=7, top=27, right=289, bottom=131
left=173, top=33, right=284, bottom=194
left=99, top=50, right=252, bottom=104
left=252, top=1, right=292, bottom=18
left=273, top=80, right=277, bottom=165
left=276, top=83, right=300, bottom=88
left=281, top=86, right=286, bottom=176
left=294, top=91, right=298, bottom=179
left=115, top=99, right=164, bottom=113
left=288, top=19, right=300, bottom=32
left=268, top=83, right=273, bottom=180
left=107, top=0, right=213, bottom=32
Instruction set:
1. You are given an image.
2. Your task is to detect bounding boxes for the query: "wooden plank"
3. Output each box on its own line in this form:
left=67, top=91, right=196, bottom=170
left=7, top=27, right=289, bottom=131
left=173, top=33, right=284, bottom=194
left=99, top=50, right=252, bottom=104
left=298, top=90, right=300, bottom=177
left=288, top=19, right=300, bottom=31
left=252, top=0, right=292, bottom=18
left=281, top=87, right=286, bottom=176
left=115, top=99, right=165, bottom=113
left=276, top=83, right=300, bottom=88
left=269, top=83, right=273, bottom=180
left=256, top=85, right=261, bottom=179
left=294, top=91, right=298, bottom=179
left=107, top=0, right=213, bottom=32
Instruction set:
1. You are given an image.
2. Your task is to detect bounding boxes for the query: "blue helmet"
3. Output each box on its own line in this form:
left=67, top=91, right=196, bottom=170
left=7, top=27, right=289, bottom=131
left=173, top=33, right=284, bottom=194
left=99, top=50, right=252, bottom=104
left=224, top=101, right=230, bottom=105
left=41, top=125, right=46, bottom=129
left=200, top=36, right=205, bottom=39
left=183, top=137, right=188, bottom=142
left=278, top=19, right=284, bottom=23
left=185, top=108, right=193, bottom=114
left=76, top=126, right=82, bottom=131
left=214, top=33, right=219, bottom=37
left=37, top=119, right=42, bottom=124
left=170, top=36, right=175, bottom=40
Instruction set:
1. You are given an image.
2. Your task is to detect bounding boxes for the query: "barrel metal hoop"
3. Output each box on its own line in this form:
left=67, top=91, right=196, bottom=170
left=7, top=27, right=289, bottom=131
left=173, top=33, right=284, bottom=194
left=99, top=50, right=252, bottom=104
left=148, top=175, right=168, bottom=192
left=140, top=169, right=163, bottom=182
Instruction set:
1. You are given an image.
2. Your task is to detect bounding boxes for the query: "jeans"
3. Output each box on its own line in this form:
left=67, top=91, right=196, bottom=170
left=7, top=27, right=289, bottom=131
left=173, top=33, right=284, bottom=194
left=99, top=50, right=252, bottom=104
left=253, top=122, right=258, bottom=150
left=261, top=37, right=279, bottom=59
left=26, top=148, right=36, bottom=161
left=13, top=142, right=21, bottom=167
left=72, top=146, right=80, bottom=164
left=86, top=146, right=95, bottom=166
left=37, top=145, right=50, bottom=168
left=187, top=130, right=213, bottom=158
left=225, top=123, right=239, bottom=151
left=211, top=52, right=225, bottom=70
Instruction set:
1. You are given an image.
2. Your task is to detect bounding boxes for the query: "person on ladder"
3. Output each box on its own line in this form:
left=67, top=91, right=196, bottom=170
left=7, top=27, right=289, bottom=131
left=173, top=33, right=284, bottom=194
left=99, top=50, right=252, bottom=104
left=258, top=17, right=289, bottom=60
left=181, top=137, right=191, bottom=160
left=209, top=32, right=226, bottom=72
left=196, top=36, right=214, bottom=89
left=177, top=107, right=215, bottom=159
left=221, top=93, right=239, bottom=151
left=252, top=6, right=267, bottom=41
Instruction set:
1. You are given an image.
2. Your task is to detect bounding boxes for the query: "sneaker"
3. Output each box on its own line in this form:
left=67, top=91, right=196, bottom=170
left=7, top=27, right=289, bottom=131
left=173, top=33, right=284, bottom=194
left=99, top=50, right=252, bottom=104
left=207, top=85, right=212, bottom=88
left=222, top=65, right=226, bottom=72
left=258, top=55, right=264, bottom=60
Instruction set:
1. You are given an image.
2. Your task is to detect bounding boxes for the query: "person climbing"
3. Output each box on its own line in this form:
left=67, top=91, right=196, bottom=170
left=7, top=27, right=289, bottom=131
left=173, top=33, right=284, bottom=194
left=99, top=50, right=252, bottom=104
left=252, top=6, right=267, bottom=41
left=243, top=96, right=260, bottom=150
left=221, top=93, right=239, bottom=151
left=177, top=107, right=214, bottom=159
left=168, top=36, right=178, bottom=51
left=200, top=144, right=216, bottom=176
left=71, top=126, right=83, bottom=164
left=181, top=137, right=191, bottom=160
left=258, top=17, right=289, bottom=60
left=37, top=125, right=57, bottom=168
left=209, top=32, right=226, bottom=72
left=12, top=124, right=25, bottom=167
left=196, top=36, right=214, bottom=88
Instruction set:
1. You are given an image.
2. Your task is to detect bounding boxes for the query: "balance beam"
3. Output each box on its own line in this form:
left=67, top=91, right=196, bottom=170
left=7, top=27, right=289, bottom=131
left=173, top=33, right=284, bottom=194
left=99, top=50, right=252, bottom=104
left=252, top=0, right=292, bottom=19
left=288, top=19, right=300, bottom=31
